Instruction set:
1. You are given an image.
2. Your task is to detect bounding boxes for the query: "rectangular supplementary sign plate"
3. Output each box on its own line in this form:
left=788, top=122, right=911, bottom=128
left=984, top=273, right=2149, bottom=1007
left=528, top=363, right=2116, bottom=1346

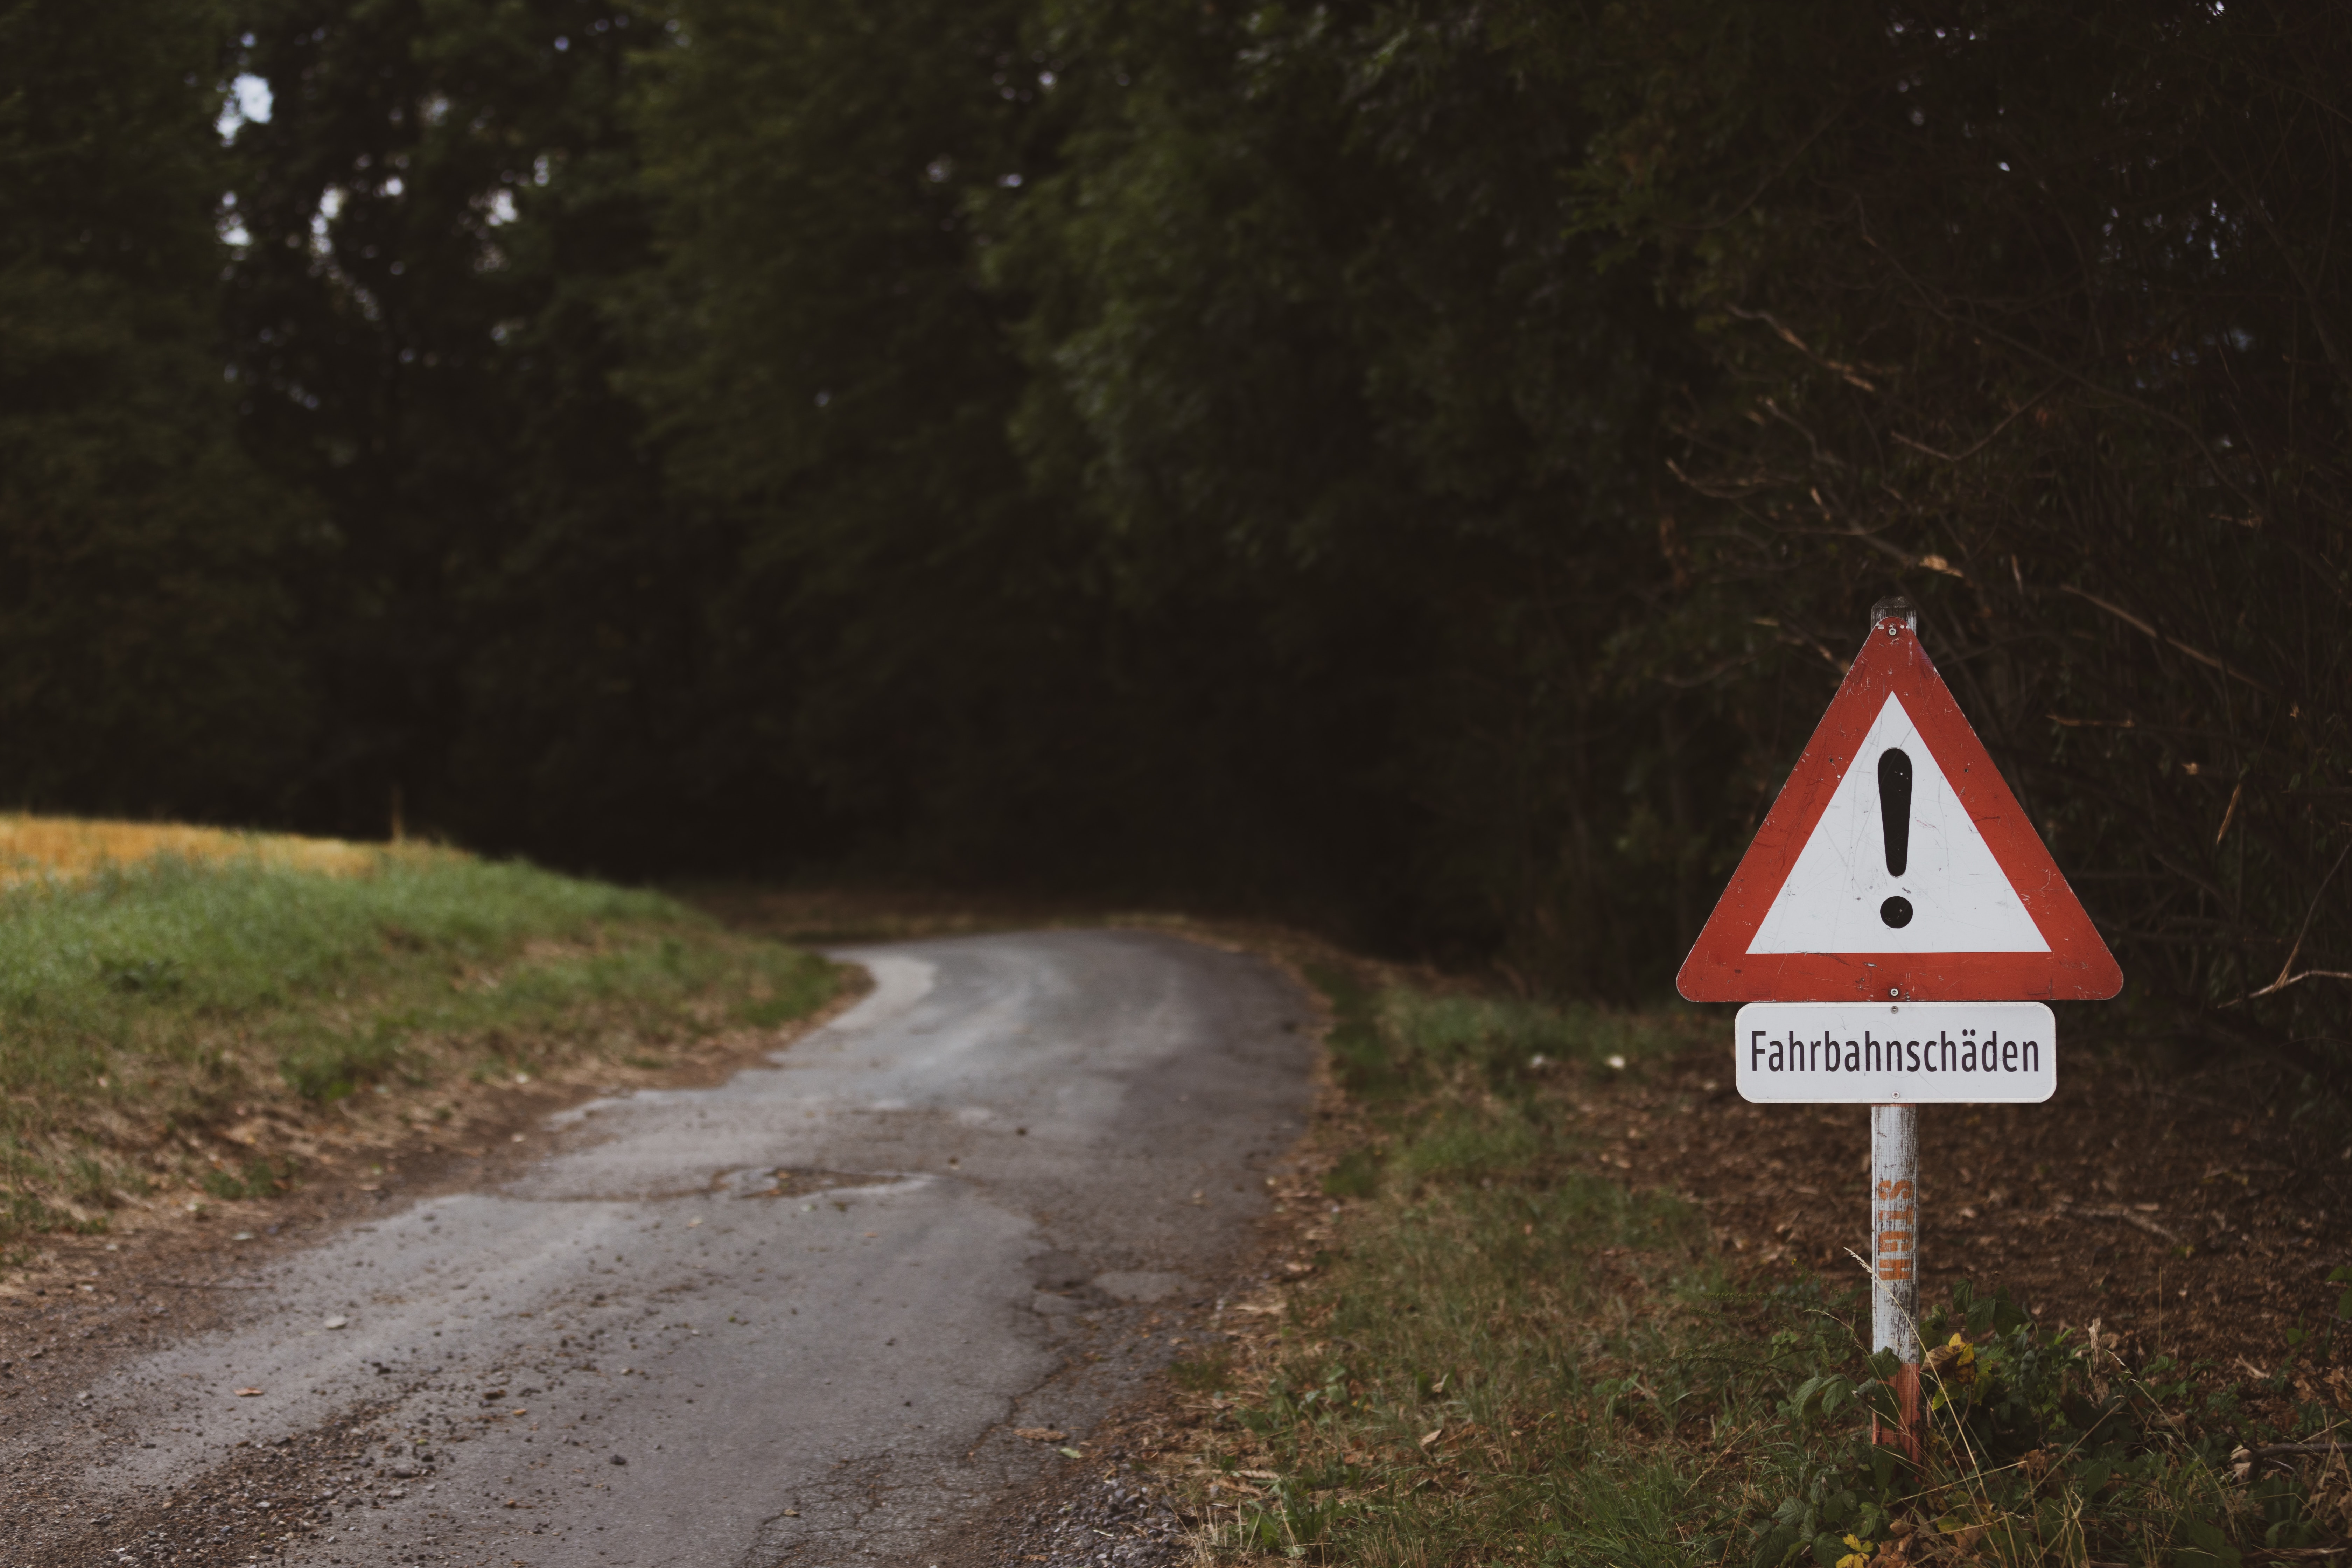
left=1734, top=1001, right=2054, bottom=1104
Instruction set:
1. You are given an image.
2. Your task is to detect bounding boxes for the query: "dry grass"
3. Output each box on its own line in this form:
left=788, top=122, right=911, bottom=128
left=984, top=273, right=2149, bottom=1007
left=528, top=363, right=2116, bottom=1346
left=0, top=813, right=382, bottom=885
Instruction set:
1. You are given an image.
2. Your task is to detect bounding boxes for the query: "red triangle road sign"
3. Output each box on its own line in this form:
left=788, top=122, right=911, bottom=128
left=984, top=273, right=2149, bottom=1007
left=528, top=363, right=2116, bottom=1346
left=1678, top=616, right=2122, bottom=1003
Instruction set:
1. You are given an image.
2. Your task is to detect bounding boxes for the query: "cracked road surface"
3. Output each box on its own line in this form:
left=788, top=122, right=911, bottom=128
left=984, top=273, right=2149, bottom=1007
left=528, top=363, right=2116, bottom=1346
left=20, top=929, right=1314, bottom=1567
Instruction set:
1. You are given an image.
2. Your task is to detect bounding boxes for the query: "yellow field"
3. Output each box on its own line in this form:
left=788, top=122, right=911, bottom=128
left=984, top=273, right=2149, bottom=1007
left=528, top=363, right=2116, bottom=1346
left=0, top=813, right=384, bottom=884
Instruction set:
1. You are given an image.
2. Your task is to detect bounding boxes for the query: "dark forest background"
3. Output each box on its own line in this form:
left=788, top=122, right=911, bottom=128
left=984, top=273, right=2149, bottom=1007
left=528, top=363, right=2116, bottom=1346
left=2, top=0, right=2346, bottom=1049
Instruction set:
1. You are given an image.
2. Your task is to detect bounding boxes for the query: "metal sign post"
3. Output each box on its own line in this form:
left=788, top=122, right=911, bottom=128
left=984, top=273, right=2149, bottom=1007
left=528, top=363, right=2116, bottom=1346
left=1872, top=1103, right=1920, bottom=1460
left=1677, top=599, right=2121, bottom=1463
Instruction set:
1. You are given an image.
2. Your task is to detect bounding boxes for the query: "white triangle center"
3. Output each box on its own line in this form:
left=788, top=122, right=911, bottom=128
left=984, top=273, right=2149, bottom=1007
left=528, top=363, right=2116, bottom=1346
left=1747, top=694, right=2049, bottom=955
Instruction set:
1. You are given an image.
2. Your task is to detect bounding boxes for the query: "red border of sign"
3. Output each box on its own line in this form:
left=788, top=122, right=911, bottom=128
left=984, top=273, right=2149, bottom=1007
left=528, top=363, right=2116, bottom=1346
left=1677, top=618, right=2122, bottom=1003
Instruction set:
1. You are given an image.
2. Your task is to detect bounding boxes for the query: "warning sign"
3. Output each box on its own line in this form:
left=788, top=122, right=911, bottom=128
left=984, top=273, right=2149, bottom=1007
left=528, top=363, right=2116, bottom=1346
left=1678, top=615, right=2121, bottom=1004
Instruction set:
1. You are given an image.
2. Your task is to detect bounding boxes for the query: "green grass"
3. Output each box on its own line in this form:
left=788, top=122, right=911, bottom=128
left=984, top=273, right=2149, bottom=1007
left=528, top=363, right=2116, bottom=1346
left=0, top=846, right=841, bottom=1247
left=1185, top=975, right=2344, bottom=1566
left=1308, top=966, right=1708, bottom=1201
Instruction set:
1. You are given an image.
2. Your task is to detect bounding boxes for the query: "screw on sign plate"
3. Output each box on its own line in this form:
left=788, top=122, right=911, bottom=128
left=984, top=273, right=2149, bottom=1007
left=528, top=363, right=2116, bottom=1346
left=1678, top=596, right=2121, bottom=1460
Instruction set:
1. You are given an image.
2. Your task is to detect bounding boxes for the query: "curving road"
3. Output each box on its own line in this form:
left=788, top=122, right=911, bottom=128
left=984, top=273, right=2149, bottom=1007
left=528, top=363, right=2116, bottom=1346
left=20, top=929, right=1315, bottom=1567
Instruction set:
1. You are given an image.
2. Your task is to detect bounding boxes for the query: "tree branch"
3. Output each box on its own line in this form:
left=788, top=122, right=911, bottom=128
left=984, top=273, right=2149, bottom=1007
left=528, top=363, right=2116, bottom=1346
left=2058, top=586, right=2277, bottom=696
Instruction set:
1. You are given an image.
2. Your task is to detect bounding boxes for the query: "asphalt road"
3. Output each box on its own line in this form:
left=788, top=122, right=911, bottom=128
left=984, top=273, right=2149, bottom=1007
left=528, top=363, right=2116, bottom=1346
left=19, top=929, right=1316, bottom=1567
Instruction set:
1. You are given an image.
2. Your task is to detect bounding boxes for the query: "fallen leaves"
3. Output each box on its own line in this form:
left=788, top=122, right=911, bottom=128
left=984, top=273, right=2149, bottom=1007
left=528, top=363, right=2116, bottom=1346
left=234, top=1388, right=263, bottom=1397
left=2074, top=1204, right=2179, bottom=1241
left=1923, top=1333, right=1976, bottom=1386
left=1012, top=1427, right=1068, bottom=1442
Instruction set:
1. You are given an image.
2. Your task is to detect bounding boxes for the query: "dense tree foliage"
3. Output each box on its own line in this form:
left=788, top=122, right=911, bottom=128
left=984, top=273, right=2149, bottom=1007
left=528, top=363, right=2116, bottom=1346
left=5, top=0, right=2345, bottom=1046
left=618, top=0, right=1112, bottom=881
left=0, top=0, right=310, bottom=817
left=989, top=2, right=1720, bottom=981
left=220, top=0, right=680, bottom=861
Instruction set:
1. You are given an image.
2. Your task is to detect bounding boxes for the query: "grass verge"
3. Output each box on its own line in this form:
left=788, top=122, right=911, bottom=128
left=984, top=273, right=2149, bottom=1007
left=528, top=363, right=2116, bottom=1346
left=0, top=829, right=840, bottom=1255
left=1168, top=972, right=2352, bottom=1564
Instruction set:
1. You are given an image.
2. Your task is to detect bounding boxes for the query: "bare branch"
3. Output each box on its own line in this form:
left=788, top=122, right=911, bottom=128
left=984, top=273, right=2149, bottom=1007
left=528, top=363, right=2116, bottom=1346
left=1888, top=385, right=2059, bottom=464
left=2058, top=586, right=2277, bottom=696
left=2235, top=844, right=2352, bottom=1003
left=1726, top=307, right=1880, bottom=393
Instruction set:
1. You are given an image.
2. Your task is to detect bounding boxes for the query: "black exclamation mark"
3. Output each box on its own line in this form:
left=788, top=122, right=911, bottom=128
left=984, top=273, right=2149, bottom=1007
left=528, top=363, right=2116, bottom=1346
left=1878, top=749, right=1913, bottom=928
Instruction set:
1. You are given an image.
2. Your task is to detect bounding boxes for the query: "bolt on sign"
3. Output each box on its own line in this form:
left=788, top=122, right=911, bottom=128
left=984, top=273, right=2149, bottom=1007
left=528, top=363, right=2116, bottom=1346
left=1677, top=602, right=2121, bottom=1457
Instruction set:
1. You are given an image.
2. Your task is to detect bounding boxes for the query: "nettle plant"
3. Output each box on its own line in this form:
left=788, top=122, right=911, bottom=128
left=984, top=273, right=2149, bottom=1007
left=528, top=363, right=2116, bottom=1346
left=1762, top=1282, right=2343, bottom=1567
